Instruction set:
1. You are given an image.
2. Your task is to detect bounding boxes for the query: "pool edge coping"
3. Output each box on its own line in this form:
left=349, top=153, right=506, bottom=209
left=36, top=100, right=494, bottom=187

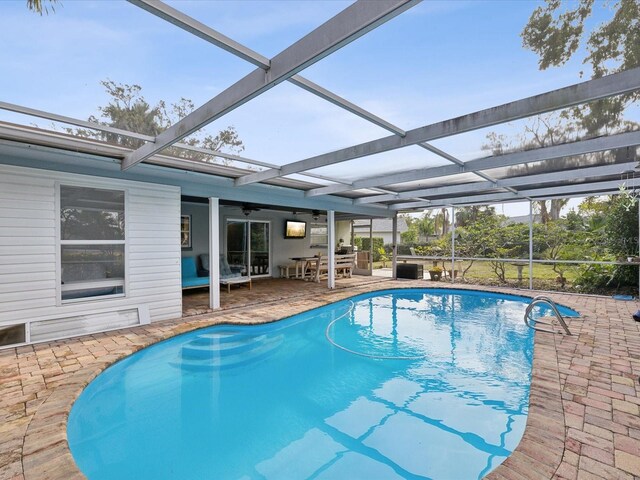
left=21, top=283, right=571, bottom=480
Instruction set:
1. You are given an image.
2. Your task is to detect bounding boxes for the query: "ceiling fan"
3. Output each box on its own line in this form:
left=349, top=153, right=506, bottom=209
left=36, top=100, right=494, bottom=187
left=241, top=204, right=261, bottom=216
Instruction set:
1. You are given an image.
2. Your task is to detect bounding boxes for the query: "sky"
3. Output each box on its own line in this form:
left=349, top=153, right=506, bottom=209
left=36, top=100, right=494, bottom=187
left=0, top=0, right=633, bottom=216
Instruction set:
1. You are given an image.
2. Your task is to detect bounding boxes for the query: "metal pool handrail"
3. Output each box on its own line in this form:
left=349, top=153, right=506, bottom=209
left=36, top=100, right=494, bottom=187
left=524, top=295, right=572, bottom=336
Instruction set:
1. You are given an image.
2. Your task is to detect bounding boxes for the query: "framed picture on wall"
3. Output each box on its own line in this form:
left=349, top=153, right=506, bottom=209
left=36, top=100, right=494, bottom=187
left=181, top=215, right=192, bottom=249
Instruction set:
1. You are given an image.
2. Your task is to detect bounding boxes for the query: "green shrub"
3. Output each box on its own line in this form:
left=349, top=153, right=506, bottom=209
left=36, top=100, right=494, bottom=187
left=356, top=237, right=385, bottom=261
left=573, top=264, right=614, bottom=293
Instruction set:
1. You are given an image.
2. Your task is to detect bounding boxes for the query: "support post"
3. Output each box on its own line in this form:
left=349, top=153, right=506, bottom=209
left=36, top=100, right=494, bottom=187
left=369, top=219, right=373, bottom=275
left=451, top=206, right=455, bottom=284
left=209, top=197, right=220, bottom=309
left=350, top=220, right=355, bottom=250
left=529, top=201, right=534, bottom=290
left=328, top=210, right=336, bottom=289
left=392, top=214, right=398, bottom=279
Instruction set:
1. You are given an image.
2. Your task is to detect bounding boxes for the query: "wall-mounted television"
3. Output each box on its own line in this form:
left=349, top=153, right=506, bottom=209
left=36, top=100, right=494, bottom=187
left=284, top=220, right=307, bottom=239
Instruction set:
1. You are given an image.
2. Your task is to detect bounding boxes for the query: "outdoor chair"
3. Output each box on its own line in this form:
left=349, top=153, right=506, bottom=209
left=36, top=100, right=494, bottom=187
left=219, top=254, right=252, bottom=293
left=197, top=254, right=209, bottom=277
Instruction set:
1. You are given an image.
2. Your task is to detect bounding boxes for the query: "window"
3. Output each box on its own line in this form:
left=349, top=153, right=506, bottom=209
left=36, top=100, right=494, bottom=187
left=0, top=324, right=26, bottom=347
left=181, top=215, right=191, bottom=249
left=310, top=223, right=328, bottom=248
left=60, top=185, right=125, bottom=301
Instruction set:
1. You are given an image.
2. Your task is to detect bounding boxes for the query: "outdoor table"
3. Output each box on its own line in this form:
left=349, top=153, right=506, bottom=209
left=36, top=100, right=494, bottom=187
left=290, top=256, right=319, bottom=279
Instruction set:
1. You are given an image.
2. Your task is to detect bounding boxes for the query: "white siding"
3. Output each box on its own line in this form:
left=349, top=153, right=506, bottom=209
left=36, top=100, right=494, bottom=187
left=0, top=164, right=182, bottom=341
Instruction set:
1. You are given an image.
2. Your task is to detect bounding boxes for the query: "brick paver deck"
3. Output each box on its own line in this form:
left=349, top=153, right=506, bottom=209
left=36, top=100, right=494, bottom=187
left=1, top=279, right=639, bottom=479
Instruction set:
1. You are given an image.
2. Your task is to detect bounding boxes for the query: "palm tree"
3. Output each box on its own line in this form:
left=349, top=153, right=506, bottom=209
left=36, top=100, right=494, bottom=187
left=27, top=0, right=58, bottom=15
left=434, top=208, right=449, bottom=236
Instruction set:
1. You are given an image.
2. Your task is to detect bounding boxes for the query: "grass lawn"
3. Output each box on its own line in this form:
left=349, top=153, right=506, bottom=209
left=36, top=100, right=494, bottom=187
left=373, top=259, right=637, bottom=295
left=374, top=260, right=579, bottom=283
left=458, top=261, right=578, bottom=283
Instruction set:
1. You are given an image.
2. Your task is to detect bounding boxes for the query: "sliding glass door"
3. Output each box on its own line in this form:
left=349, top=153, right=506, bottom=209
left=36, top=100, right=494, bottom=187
left=226, top=220, right=249, bottom=276
left=226, top=219, right=270, bottom=277
left=250, top=222, right=270, bottom=276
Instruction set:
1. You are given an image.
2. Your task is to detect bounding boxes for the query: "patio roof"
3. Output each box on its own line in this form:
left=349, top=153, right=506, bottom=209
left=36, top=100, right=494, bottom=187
left=1, top=1, right=639, bottom=214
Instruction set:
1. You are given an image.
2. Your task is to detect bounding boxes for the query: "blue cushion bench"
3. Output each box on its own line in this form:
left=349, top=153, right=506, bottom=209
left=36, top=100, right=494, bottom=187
left=181, top=257, right=210, bottom=289
left=181, top=255, right=252, bottom=292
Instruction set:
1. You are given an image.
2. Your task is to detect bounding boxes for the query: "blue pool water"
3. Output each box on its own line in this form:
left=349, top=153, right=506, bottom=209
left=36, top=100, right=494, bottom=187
left=68, top=289, right=578, bottom=480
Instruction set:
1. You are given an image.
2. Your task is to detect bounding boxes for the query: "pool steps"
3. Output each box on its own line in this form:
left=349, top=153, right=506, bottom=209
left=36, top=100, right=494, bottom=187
left=173, top=331, right=283, bottom=371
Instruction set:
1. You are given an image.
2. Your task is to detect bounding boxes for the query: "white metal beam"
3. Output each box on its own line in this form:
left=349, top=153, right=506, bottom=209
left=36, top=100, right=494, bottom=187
left=0, top=100, right=154, bottom=143
left=521, top=178, right=640, bottom=199
left=0, top=100, right=369, bottom=189
left=237, top=67, right=640, bottom=186
left=308, top=129, right=640, bottom=197
left=128, top=0, right=271, bottom=68
left=125, top=0, right=509, bottom=192
left=131, top=0, right=504, bottom=193
left=417, top=142, right=503, bottom=186
left=394, top=177, right=640, bottom=210
left=132, top=0, right=515, bottom=191
left=127, top=1, right=412, bottom=139
left=287, top=76, right=407, bottom=136
left=122, top=0, right=419, bottom=170
left=354, top=160, right=638, bottom=204
left=118, top=7, right=422, bottom=194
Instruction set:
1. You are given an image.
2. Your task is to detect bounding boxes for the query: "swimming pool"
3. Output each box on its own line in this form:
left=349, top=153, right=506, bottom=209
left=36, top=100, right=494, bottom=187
left=67, top=288, right=578, bottom=479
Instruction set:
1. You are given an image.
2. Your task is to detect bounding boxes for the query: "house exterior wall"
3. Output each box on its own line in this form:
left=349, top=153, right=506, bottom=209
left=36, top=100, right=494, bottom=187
left=353, top=229, right=395, bottom=244
left=0, top=164, right=182, bottom=345
left=353, top=218, right=408, bottom=245
left=181, top=202, right=210, bottom=266
left=374, top=231, right=394, bottom=244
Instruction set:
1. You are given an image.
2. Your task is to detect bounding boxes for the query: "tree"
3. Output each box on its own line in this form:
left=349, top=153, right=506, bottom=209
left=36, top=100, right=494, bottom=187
left=538, top=220, right=583, bottom=287
left=534, top=199, right=569, bottom=224
left=434, top=208, right=449, bottom=236
left=455, top=206, right=496, bottom=228
left=400, top=228, right=418, bottom=244
left=69, top=80, right=244, bottom=165
left=27, top=0, right=58, bottom=15
left=522, top=0, right=640, bottom=134
left=482, top=1, right=639, bottom=228
left=483, top=114, right=580, bottom=224
left=416, top=212, right=436, bottom=240
left=604, top=194, right=639, bottom=286
left=400, top=212, right=436, bottom=244
left=572, top=194, right=638, bottom=292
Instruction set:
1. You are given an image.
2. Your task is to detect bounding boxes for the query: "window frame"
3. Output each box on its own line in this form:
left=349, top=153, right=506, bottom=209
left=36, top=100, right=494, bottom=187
left=309, top=222, right=328, bottom=248
left=181, top=214, right=192, bottom=249
left=56, top=182, right=128, bottom=305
